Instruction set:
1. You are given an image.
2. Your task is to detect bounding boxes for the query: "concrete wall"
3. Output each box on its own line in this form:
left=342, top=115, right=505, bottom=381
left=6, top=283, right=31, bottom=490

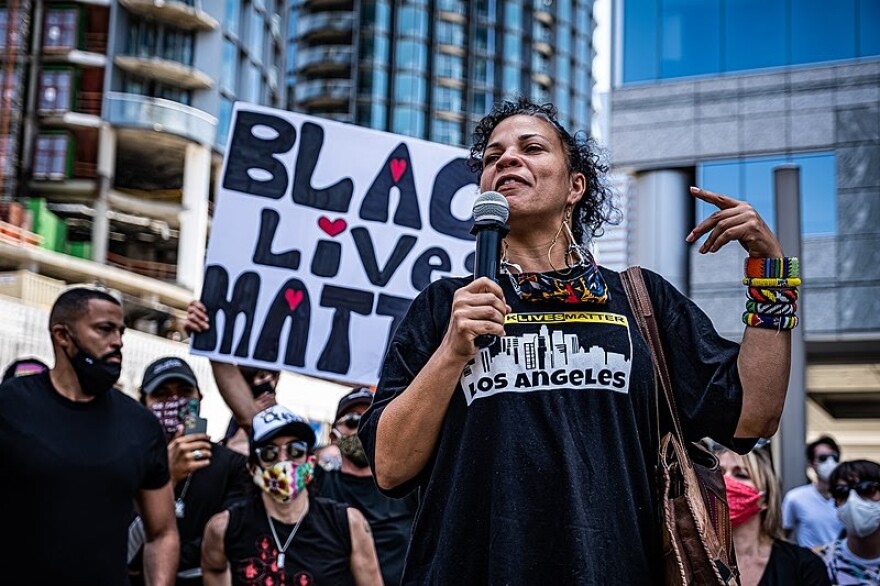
left=609, top=59, right=880, bottom=339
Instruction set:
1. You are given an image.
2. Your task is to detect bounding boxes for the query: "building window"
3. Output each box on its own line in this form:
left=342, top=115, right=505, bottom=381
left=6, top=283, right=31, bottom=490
left=33, top=134, right=70, bottom=180
left=221, top=40, right=239, bottom=92
left=0, top=9, right=24, bottom=49
left=38, top=69, right=73, bottom=112
left=436, top=53, right=463, bottom=79
left=44, top=9, right=78, bottom=51
left=392, top=106, right=425, bottom=137
left=395, top=73, right=427, bottom=103
left=218, top=96, right=234, bottom=147
left=225, top=0, right=241, bottom=35
left=432, top=118, right=462, bottom=146
left=128, top=20, right=194, bottom=65
left=622, top=0, right=880, bottom=84
left=437, top=20, right=464, bottom=47
left=434, top=85, right=463, bottom=112
left=698, top=152, right=837, bottom=236
left=395, top=39, right=427, bottom=70
left=0, top=135, right=14, bottom=179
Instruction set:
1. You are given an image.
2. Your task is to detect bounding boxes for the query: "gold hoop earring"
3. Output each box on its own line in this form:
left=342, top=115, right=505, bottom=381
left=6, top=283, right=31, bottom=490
left=547, top=217, right=567, bottom=272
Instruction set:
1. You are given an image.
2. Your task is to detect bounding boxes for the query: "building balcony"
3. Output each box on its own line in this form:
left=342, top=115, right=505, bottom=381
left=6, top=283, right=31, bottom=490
left=105, top=91, right=217, bottom=146
left=302, top=0, right=354, bottom=9
left=47, top=0, right=111, bottom=5
left=296, top=46, right=353, bottom=76
left=119, top=0, right=218, bottom=31
left=114, top=55, right=214, bottom=90
left=39, top=91, right=104, bottom=128
left=298, top=12, right=354, bottom=44
left=42, top=33, right=108, bottom=67
left=106, top=251, right=177, bottom=282
left=295, top=79, right=352, bottom=108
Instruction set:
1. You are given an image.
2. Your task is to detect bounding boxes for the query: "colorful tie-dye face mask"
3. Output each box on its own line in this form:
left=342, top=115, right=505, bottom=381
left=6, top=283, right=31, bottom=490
left=505, top=257, right=609, bottom=304
left=252, top=459, right=315, bottom=504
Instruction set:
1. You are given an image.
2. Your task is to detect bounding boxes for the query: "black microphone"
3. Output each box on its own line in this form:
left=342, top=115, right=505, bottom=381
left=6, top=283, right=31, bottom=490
left=470, top=191, right=510, bottom=349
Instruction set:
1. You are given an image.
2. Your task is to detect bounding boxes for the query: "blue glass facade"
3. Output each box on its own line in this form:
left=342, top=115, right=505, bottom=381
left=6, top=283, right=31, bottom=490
left=622, top=0, right=880, bottom=84
left=289, top=0, right=595, bottom=146
left=697, top=152, right=837, bottom=237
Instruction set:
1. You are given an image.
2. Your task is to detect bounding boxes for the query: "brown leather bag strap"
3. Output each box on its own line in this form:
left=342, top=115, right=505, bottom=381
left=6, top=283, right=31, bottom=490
left=620, top=266, right=688, bottom=447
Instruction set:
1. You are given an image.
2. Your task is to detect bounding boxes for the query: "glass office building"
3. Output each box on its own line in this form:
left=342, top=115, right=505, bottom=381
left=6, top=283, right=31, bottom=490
left=288, top=0, right=596, bottom=146
left=621, top=0, right=880, bottom=84
left=606, top=0, right=880, bottom=466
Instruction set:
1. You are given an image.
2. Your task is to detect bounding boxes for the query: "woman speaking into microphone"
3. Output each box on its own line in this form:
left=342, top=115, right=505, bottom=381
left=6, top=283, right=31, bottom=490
left=358, top=97, right=795, bottom=585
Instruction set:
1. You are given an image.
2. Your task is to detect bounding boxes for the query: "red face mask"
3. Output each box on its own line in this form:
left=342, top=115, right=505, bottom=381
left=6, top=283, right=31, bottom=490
left=725, top=475, right=762, bottom=528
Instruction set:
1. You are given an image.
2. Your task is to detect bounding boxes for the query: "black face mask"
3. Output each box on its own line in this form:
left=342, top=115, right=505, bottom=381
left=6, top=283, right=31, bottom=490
left=250, top=381, right=275, bottom=399
left=67, top=335, right=121, bottom=396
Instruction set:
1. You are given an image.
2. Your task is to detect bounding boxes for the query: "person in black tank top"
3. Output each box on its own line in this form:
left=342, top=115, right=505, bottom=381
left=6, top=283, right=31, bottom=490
left=201, top=405, right=384, bottom=585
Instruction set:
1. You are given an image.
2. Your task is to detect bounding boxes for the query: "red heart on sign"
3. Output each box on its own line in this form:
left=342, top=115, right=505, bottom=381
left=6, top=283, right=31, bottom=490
left=318, top=216, right=347, bottom=237
left=390, top=159, right=407, bottom=183
left=284, top=289, right=304, bottom=311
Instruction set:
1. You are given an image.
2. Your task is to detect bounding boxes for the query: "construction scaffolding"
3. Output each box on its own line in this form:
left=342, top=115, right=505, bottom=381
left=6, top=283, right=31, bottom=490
left=0, top=0, right=32, bottom=202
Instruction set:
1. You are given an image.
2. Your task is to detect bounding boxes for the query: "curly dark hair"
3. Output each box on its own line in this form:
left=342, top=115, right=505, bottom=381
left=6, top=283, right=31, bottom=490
left=468, top=97, right=620, bottom=243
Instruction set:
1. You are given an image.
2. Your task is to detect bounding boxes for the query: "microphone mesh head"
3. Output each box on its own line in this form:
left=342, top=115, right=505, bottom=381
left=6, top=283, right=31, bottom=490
left=472, top=191, right=509, bottom=223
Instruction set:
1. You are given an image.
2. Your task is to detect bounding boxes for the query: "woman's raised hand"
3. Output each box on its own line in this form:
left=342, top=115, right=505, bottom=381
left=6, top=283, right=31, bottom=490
left=686, top=186, right=784, bottom=258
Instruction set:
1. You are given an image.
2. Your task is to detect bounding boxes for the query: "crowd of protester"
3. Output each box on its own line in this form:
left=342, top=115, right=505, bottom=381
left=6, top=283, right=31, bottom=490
left=0, top=285, right=877, bottom=585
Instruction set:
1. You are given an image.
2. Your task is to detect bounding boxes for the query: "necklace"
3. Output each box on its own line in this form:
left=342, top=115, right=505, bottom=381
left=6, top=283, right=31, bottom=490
left=175, top=475, right=192, bottom=518
left=265, top=509, right=305, bottom=570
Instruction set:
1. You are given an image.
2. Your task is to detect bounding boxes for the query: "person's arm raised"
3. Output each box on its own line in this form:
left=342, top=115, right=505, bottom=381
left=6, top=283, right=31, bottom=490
left=687, top=186, right=791, bottom=439
left=373, top=277, right=508, bottom=490
left=185, top=300, right=263, bottom=428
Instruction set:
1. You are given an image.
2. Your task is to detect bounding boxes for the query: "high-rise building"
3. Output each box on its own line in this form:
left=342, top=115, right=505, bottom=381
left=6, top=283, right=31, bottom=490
left=0, top=0, right=287, bottom=323
left=0, top=0, right=299, bottom=429
left=287, top=0, right=596, bottom=146
left=604, top=0, right=880, bottom=463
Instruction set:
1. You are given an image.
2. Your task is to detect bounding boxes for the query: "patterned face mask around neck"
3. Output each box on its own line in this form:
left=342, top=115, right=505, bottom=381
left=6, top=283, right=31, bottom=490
left=504, top=257, right=609, bottom=304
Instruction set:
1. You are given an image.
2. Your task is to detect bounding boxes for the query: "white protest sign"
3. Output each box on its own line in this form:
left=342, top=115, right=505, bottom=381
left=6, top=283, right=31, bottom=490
left=191, top=102, right=479, bottom=385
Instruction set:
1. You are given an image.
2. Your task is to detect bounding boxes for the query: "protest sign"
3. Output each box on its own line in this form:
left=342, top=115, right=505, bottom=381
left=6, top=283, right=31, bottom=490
left=191, top=102, right=479, bottom=385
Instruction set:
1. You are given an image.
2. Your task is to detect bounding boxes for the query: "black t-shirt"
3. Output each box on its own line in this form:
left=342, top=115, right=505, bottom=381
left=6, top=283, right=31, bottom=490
left=312, top=468, right=416, bottom=586
left=130, top=442, right=250, bottom=585
left=225, top=493, right=354, bottom=586
left=0, top=372, right=169, bottom=586
left=759, top=539, right=832, bottom=586
left=359, top=268, right=747, bottom=585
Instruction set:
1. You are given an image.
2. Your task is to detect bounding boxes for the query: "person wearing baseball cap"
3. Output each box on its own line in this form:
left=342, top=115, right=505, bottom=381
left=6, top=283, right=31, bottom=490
left=312, top=388, right=417, bottom=586
left=202, top=405, right=384, bottom=585
left=1, top=357, right=49, bottom=383
left=131, top=356, right=250, bottom=586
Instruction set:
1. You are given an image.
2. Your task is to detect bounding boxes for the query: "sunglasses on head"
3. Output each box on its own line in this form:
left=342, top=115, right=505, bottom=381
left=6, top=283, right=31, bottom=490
left=255, top=440, right=308, bottom=465
left=831, top=480, right=880, bottom=505
left=335, top=412, right=362, bottom=430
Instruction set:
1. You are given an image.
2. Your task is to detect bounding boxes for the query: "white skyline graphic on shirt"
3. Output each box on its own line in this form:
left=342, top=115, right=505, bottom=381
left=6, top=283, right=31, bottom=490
left=460, top=320, right=633, bottom=405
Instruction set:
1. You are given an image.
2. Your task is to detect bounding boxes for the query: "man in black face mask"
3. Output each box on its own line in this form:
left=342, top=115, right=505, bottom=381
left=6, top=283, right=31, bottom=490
left=311, top=387, right=418, bottom=586
left=0, top=286, right=179, bottom=585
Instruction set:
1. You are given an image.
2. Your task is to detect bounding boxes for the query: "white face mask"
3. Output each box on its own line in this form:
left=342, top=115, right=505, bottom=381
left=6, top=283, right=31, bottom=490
left=837, top=490, right=880, bottom=538
left=816, top=458, right=839, bottom=482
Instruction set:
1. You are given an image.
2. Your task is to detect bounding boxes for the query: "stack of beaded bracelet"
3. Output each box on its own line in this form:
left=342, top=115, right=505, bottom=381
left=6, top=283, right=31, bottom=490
left=742, top=257, right=800, bottom=330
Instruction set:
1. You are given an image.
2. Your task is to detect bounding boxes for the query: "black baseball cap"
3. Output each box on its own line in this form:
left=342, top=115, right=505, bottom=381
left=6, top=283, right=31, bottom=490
left=335, top=387, right=374, bottom=422
left=141, top=356, right=199, bottom=395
